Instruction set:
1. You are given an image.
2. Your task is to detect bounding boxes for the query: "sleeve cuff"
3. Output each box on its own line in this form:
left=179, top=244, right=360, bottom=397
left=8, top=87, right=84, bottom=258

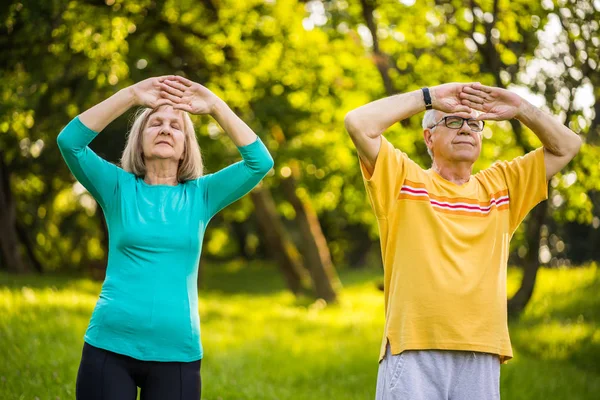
left=359, top=136, right=390, bottom=184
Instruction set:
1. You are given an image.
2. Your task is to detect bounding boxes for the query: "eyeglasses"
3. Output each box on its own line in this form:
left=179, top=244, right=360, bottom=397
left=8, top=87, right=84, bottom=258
left=429, top=116, right=485, bottom=132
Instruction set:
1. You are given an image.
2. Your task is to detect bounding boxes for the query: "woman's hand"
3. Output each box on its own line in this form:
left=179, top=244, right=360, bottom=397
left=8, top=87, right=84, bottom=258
left=159, top=76, right=221, bottom=115
left=129, top=76, right=176, bottom=109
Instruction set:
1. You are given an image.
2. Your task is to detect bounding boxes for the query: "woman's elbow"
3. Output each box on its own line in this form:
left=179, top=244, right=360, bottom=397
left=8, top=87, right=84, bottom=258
left=56, top=131, right=70, bottom=152
left=260, top=155, right=275, bottom=175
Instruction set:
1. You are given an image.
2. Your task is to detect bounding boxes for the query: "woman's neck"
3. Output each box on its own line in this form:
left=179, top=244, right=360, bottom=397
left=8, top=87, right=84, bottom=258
left=144, top=160, right=179, bottom=186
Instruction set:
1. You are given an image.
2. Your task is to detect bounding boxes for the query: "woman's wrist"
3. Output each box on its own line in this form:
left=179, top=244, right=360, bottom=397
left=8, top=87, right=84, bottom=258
left=122, top=86, right=139, bottom=108
left=210, top=98, right=229, bottom=119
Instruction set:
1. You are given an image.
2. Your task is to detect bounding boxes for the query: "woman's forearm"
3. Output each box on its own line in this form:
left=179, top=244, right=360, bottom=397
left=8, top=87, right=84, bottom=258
left=210, top=100, right=258, bottom=147
left=79, top=87, right=137, bottom=132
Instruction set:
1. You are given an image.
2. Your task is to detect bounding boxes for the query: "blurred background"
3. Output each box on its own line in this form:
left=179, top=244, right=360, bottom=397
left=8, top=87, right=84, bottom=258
left=0, top=0, right=598, bottom=399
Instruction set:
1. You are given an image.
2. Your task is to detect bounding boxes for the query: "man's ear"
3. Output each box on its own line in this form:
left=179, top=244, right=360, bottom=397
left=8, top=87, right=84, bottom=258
left=423, top=129, right=434, bottom=149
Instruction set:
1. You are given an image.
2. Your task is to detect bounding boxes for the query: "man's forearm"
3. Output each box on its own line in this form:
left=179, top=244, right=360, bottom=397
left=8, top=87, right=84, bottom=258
left=516, top=100, right=581, bottom=157
left=345, top=89, right=426, bottom=139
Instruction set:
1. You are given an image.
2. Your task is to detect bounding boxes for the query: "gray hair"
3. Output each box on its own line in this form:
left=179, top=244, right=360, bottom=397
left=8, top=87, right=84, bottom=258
left=422, top=110, right=439, bottom=159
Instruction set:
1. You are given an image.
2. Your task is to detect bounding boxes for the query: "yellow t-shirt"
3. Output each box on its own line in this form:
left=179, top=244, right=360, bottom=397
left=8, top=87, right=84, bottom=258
left=360, top=136, right=547, bottom=364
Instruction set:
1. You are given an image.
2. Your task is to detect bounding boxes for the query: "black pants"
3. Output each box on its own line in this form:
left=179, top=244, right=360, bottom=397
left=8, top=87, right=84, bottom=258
left=76, top=342, right=201, bottom=400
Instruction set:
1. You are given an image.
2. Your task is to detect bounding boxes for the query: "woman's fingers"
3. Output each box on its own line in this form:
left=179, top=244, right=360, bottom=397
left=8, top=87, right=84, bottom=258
left=164, top=79, right=188, bottom=93
left=173, top=103, right=194, bottom=113
left=157, top=75, right=177, bottom=83
left=160, top=91, right=182, bottom=103
left=153, top=98, right=174, bottom=108
left=173, top=75, right=194, bottom=87
left=160, top=82, right=184, bottom=98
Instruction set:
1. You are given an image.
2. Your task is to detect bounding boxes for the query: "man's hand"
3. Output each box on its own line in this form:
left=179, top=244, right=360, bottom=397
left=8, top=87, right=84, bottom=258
left=459, top=83, right=523, bottom=121
left=431, top=83, right=475, bottom=114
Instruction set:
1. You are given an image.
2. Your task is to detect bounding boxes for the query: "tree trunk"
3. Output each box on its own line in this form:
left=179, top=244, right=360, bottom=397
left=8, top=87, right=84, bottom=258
left=231, top=220, right=254, bottom=260
left=250, top=186, right=309, bottom=295
left=281, top=176, right=341, bottom=303
left=16, top=222, right=43, bottom=273
left=0, top=151, right=28, bottom=273
left=507, top=199, right=548, bottom=317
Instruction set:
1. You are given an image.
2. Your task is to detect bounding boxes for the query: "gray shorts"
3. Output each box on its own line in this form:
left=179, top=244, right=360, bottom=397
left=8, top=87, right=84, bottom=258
left=375, top=344, right=500, bottom=400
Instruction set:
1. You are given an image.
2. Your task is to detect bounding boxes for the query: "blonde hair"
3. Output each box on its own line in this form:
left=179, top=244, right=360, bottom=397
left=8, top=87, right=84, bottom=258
left=121, top=106, right=203, bottom=182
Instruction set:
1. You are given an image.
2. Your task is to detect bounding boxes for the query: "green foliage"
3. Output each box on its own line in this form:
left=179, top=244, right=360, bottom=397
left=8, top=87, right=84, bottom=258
left=1, top=0, right=598, bottom=270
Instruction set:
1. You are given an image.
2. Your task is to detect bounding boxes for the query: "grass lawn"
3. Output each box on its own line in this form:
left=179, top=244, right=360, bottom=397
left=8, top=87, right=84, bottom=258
left=0, top=262, right=598, bottom=399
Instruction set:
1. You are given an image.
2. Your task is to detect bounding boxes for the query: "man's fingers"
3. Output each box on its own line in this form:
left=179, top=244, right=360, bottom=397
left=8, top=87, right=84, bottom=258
left=475, top=113, right=494, bottom=121
left=460, top=99, right=485, bottom=111
left=471, top=82, right=493, bottom=93
left=462, top=86, right=492, bottom=100
left=459, top=92, right=485, bottom=104
left=453, top=110, right=475, bottom=118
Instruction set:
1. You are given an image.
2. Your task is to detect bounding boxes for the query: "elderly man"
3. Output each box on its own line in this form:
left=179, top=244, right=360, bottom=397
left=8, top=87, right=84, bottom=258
left=344, top=82, right=581, bottom=400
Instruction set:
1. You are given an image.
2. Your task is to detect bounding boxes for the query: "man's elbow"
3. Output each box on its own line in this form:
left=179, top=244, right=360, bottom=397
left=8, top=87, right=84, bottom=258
left=344, top=111, right=361, bottom=138
left=564, top=133, right=583, bottom=159
left=548, top=133, right=582, bottom=160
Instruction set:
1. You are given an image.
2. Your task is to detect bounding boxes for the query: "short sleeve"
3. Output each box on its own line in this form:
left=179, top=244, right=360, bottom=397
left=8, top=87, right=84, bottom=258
left=488, top=147, right=548, bottom=232
left=359, top=136, right=410, bottom=218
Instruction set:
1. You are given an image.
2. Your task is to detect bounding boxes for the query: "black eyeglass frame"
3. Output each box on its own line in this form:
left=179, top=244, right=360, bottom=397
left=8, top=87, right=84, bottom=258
left=429, top=116, right=485, bottom=132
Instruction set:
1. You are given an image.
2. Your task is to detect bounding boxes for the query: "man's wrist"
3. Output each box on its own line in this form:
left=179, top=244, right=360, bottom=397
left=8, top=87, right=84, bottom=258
left=515, top=98, right=532, bottom=122
left=421, top=87, right=433, bottom=110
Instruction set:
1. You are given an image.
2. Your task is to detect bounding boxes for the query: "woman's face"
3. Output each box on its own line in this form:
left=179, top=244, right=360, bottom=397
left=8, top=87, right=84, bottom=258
left=142, top=105, right=186, bottom=163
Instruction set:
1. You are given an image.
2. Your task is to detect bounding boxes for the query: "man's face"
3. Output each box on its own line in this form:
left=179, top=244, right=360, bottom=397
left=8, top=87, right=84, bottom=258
left=424, top=110, right=483, bottom=164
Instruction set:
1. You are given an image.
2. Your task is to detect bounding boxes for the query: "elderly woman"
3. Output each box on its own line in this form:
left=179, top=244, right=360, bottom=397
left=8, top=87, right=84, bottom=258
left=57, top=75, right=274, bottom=400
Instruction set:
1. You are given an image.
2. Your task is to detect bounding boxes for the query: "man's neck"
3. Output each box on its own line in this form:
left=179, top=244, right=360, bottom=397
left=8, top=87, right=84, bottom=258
left=431, top=159, right=473, bottom=185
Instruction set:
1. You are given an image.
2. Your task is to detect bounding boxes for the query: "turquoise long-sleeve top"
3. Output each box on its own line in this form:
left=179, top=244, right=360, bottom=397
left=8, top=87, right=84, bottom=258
left=57, top=116, right=274, bottom=361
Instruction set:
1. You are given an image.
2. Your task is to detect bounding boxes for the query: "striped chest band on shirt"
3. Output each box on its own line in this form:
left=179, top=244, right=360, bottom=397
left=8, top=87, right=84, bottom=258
left=398, top=180, right=509, bottom=217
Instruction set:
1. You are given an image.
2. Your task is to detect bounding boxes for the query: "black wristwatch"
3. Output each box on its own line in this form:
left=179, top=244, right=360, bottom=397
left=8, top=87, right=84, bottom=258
left=421, top=87, right=433, bottom=110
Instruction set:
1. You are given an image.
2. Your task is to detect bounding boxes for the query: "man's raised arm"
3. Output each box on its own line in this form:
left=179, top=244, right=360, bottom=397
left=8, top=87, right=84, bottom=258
left=461, top=83, right=582, bottom=180
left=344, top=83, right=473, bottom=175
